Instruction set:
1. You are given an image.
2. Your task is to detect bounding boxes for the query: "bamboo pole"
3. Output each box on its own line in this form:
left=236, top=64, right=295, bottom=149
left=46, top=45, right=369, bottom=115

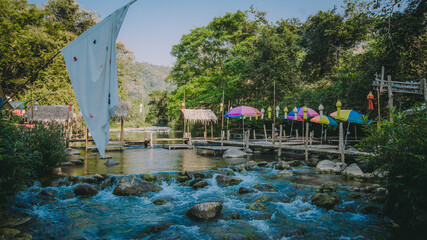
left=221, top=130, right=224, bottom=146
left=221, top=90, right=224, bottom=130
left=120, top=118, right=124, bottom=151
left=278, top=124, right=282, bottom=157
left=263, top=124, right=267, bottom=141
left=85, top=126, right=88, bottom=152
left=339, top=122, right=345, bottom=163
left=245, top=130, right=249, bottom=151
left=211, top=122, right=213, bottom=139
left=305, top=122, right=309, bottom=161
left=204, top=122, right=207, bottom=140
left=150, top=132, right=153, bottom=148
left=227, top=130, right=230, bottom=141
left=272, top=123, right=275, bottom=145
left=253, top=129, right=256, bottom=140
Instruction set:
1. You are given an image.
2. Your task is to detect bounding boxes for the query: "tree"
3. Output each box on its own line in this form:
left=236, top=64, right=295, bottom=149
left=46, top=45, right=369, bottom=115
left=147, top=90, right=169, bottom=125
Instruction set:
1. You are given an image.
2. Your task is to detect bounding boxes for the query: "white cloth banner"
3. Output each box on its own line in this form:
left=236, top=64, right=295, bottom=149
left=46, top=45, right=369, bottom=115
left=61, top=3, right=130, bottom=157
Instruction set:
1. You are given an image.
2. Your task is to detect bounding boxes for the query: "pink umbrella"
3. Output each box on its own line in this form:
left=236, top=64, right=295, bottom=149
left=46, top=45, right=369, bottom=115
left=283, top=115, right=304, bottom=121
left=224, top=106, right=262, bottom=146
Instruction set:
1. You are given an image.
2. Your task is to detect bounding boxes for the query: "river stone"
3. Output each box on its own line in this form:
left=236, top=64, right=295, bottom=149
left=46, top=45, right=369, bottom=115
left=14, top=233, right=33, bottom=240
left=186, top=202, right=222, bottom=220
left=257, top=161, right=268, bottom=167
left=253, top=183, right=277, bottom=192
left=318, top=183, right=337, bottom=193
left=145, top=223, right=172, bottom=234
left=223, top=148, right=247, bottom=158
left=277, top=170, right=293, bottom=177
left=99, top=155, right=112, bottom=159
left=73, top=183, right=98, bottom=197
left=192, top=180, right=209, bottom=190
left=275, top=161, right=291, bottom=170
left=153, top=198, right=167, bottom=205
left=245, top=161, right=258, bottom=170
left=288, top=160, right=304, bottom=167
left=311, top=193, right=340, bottom=210
left=0, top=217, right=31, bottom=228
left=113, top=175, right=162, bottom=196
left=342, top=163, right=364, bottom=177
left=141, top=173, right=156, bottom=182
left=248, top=202, right=266, bottom=210
left=239, top=187, right=255, bottom=195
left=306, top=157, right=320, bottom=167
left=255, top=195, right=271, bottom=203
left=215, top=174, right=243, bottom=187
left=315, top=160, right=336, bottom=172
left=104, top=159, right=120, bottom=166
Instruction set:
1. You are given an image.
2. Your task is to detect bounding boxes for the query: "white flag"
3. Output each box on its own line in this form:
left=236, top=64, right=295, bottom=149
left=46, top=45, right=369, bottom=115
left=61, top=3, right=130, bottom=157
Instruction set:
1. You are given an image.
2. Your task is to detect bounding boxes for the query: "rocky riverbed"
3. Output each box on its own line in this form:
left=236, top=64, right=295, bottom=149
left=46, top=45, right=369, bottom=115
left=2, top=159, right=393, bottom=239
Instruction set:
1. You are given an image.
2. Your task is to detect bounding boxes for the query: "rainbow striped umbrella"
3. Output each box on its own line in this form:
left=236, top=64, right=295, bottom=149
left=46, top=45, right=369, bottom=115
left=330, top=110, right=367, bottom=124
left=282, top=114, right=304, bottom=121
left=310, top=115, right=337, bottom=125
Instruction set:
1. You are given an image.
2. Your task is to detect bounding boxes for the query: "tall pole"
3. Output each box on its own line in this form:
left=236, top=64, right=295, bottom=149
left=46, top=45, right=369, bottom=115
left=221, top=90, right=224, bottom=130
left=273, top=80, right=276, bottom=145
left=387, top=75, right=394, bottom=123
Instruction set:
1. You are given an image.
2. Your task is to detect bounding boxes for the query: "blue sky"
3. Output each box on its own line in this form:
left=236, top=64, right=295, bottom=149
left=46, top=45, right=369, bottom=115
left=30, top=0, right=345, bottom=66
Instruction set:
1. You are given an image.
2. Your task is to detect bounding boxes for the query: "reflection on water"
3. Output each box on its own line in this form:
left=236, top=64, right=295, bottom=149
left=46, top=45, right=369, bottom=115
left=63, top=148, right=275, bottom=176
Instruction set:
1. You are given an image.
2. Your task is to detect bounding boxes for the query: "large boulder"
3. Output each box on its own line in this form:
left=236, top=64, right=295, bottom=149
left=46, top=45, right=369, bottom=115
left=113, top=175, right=162, bottom=196
left=315, top=160, right=336, bottom=172
left=186, top=202, right=223, bottom=220
left=342, top=163, right=364, bottom=177
left=73, top=183, right=98, bottom=197
left=248, top=202, right=266, bottom=210
left=245, top=161, right=258, bottom=170
left=223, top=148, right=247, bottom=158
left=311, top=193, right=340, bottom=210
left=192, top=180, right=209, bottom=190
left=239, top=187, right=255, bottom=195
left=215, top=174, right=243, bottom=187
left=275, top=161, right=291, bottom=170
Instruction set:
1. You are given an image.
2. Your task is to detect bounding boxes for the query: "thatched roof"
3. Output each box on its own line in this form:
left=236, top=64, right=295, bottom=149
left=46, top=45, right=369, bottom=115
left=112, top=101, right=131, bottom=119
left=181, top=109, right=218, bottom=124
left=28, top=105, right=76, bottom=124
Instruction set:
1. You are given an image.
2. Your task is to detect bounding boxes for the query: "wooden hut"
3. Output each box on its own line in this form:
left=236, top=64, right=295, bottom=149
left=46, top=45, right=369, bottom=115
left=112, top=101, right=131, bottom=150
left=28, top=105, right=76, bottom=125
left=181, top=109, right=218, bottom=140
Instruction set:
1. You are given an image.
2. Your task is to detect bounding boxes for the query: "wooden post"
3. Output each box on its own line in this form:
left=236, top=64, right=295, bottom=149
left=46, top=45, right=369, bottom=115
left=69, top=125, right=73, bottom=141
left=211, top=122, right=213, bottom=139
left=282, top=125, right=286, bottom=140
left=204, top=122, right=207, bottom=140
left=263, top=124, right=267, bottom=141
left=388, top=75, right=394, bottom=123
left=354, top=125, right=357, bottom=140
left=310, top=130, right=314, bottom=145
left=187, top=120, right=190, bottom=138
left=272, top=123, right=275, bottom=145
left=253, top=129, right=256, bottom=140
left=189, top=132, right=192, bottom=145
left=296, top=129, right=299, bottom=140
left=221, top=130, right=224, bottom=146
left=324, top=129, right=327, bottom=142
left=150, top=132, right=153, bottom=148
left=278, top=124, right=282, bottom=157
left=85, top=126, right=88, bottom=152
left=221, top=90, right=225, bottom=130
left=422, top=78, right=427, bottom=102
left=120, top=118, right=125, bottom=151
left=305, top=122, right=309, bottom=161
left=339, top=122, right=345, bottom=163
left=183, top=117, right=186, bottom=138
left=245, top=130, right=249, bottom=151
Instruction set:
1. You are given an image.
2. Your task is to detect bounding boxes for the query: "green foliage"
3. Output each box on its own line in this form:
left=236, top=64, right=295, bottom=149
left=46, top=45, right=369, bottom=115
left=0, top=113, right=68, bottom=201
left=147, top=90, right=170, bottom=125
left=360, top=106, right=427, bottom=229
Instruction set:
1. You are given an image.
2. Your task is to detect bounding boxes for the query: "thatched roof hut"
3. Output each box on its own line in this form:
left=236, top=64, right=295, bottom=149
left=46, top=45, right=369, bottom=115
left=28, top=105, right=76, bottom=124
left=112, top=101, right=131, bottom=120
left=181, top=109, right=218, bottom=124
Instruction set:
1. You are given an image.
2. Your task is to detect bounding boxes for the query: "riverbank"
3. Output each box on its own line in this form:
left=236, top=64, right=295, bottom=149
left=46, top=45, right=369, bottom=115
left=2, top=158, right=394, bottom=239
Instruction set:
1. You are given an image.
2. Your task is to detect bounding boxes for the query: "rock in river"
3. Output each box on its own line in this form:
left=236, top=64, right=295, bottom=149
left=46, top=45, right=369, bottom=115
left=275, top=161, right=291, bottom=170
left=223, top=148, right=247, bottom=158
left=186, top=202, right=223, bottom=220
left=104, top=159, right=120, bottom=166
left=311, top=193, right=340, bottom=210
left=113, top=175, right=162, bottom=196
left=215, top=174, right=243, bottom=187
left=73, top=183, right=98, bottom=197
left=342, top=163, right=364, bottom=177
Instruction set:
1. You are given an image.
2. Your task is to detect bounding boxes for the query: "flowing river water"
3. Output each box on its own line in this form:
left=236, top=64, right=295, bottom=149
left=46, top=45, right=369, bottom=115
left=9, top=134, right=394, bottom=239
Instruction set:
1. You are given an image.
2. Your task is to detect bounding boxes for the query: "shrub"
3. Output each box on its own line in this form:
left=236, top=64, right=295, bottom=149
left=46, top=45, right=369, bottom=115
left=360, top=105, right=427, bottom=232
left=0, top=113, right=68, bottom=202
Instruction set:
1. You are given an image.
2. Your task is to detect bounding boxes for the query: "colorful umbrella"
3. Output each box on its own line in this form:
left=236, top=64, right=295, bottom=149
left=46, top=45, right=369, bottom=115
left=224, top=106, right=262, bottom=146
left=286, top=107, right=319, bottom=118
left=310, top=115, right=337, bottom=125
left=310, top=115, right=337, bottom=144
left=282, top=114, right=304, bottom=121
left=329, top=110, right=367, bottom=124
left=224, top=106, right=262, bottom=118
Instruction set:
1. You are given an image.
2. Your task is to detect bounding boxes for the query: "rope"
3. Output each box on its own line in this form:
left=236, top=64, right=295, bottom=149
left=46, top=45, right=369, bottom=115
left=0, top=51, right=61, bottom=109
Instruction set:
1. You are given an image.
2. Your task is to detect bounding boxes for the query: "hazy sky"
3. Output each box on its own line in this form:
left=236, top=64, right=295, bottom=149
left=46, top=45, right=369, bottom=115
left=30, top=0, right=346, bottom=66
